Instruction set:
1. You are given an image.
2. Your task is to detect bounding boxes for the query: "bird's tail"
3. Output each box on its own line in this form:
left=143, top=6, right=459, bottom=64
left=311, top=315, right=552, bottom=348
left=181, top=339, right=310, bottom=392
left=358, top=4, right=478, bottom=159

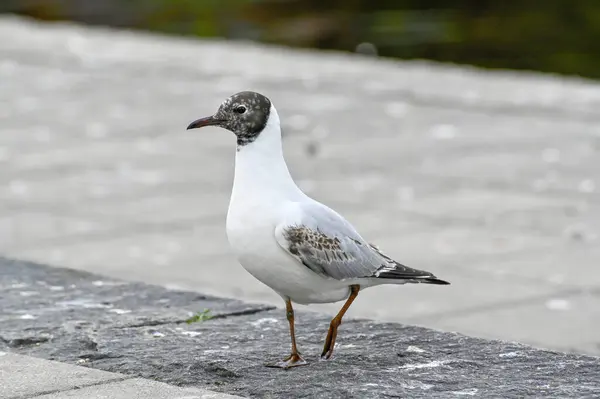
left=420, top=277, right=450, bottom=285
left=368, top=243, right=451, bottom=285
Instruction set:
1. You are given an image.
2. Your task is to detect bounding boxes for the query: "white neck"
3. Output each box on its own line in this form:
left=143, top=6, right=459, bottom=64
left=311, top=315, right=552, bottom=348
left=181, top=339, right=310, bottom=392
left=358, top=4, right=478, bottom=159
left=230, top=105, right=304, bottom=201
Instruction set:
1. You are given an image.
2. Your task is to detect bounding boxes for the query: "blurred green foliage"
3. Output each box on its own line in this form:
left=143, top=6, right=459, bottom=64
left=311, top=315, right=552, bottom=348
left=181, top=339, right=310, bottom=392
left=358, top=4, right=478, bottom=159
left=185, top=309, right=213, bottom=324
left=3, top=0, right=600, bottom=79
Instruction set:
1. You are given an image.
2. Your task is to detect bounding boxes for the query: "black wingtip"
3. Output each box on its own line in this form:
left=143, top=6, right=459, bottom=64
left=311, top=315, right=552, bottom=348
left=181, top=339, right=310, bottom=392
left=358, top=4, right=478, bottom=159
left=423, top=277, right=451, bottom=285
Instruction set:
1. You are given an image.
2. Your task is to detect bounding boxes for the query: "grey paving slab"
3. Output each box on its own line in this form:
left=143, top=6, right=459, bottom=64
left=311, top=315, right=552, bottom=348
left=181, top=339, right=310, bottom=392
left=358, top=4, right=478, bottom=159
left=34, top=378, right=242, bottom=399
left=0, top=352, right=126, bottom=399
left=430, top=289, right=600, bottom=355
left=0, top=211, right=117, bottom=253
left=0, top=16, right=599, bottom=356
left=461, top=244, right=600, bottom=288
left=2, top=259, right=599, bottom=399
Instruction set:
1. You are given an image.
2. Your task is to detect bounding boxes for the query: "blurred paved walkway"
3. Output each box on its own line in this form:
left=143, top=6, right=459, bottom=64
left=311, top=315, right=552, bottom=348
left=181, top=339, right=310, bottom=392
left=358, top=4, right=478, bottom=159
left=1, top=16, right=599, bottom=355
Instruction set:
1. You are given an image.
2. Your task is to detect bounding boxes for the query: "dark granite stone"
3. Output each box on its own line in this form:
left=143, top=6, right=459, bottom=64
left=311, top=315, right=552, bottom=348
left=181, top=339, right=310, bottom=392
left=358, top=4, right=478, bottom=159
left=1, top=257, right=599, bottom=398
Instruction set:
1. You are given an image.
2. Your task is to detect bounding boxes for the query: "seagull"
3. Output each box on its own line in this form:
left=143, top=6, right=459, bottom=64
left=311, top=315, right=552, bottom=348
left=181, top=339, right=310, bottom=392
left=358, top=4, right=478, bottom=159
left=187, top=91, right=450, bottom=369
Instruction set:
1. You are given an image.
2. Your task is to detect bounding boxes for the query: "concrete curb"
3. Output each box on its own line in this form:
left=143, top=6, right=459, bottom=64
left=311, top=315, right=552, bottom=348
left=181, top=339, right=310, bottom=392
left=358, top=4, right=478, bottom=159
left=2, top=258, right=599, bottom=398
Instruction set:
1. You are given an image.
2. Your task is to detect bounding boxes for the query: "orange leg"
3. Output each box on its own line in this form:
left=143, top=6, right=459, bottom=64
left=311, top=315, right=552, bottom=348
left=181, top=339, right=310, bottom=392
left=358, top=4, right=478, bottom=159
left=321, top=285, right=360, bottom=359
left=266, top=299, right=307, bottom=369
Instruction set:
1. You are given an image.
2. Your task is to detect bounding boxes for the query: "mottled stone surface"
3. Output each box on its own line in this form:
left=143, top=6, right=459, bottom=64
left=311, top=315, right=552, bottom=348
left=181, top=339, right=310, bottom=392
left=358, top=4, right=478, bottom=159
left=2, top=259, right=599, bottom=398
left=0, top=16, right=599, bottom=355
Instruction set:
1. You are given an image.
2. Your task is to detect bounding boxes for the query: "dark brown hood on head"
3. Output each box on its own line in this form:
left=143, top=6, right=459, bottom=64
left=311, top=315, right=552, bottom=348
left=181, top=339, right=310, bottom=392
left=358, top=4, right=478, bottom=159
left=187, top=91, right=271, bottom=147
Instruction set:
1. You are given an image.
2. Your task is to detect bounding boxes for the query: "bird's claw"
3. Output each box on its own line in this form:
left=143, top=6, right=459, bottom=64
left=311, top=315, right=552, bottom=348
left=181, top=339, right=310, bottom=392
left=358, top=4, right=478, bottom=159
left=320, top=350, right=334, bottom=361
left=265, top=353, right=308, bottom=369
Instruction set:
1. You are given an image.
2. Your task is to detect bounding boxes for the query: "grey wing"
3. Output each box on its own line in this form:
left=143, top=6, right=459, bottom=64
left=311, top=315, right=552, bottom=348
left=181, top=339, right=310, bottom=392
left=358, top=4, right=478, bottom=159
left=275, top=202, right=446, bottom=283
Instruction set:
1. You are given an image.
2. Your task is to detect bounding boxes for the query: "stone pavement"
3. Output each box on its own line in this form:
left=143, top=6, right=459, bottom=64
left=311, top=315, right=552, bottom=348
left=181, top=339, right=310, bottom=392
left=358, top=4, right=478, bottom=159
left=0, top=352, right=240, bottom=398
left=2, top=259, right=599, bottom=398
left=0, top=16, right=599, bottom=356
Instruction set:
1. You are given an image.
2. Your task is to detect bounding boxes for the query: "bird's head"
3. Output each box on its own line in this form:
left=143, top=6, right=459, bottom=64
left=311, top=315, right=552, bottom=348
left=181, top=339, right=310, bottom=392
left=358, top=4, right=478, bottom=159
left=187, top=91, right=272, bottom=146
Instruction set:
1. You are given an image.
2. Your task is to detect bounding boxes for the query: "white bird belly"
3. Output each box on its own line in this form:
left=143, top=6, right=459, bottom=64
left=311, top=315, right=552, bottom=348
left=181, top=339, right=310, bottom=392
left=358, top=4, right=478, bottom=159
left=226, top=223, right=351, bottom=304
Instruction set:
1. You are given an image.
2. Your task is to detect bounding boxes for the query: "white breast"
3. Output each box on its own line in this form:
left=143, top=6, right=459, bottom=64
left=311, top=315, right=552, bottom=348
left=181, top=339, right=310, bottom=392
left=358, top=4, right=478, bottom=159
left=224, top=105, right=351, bottom=304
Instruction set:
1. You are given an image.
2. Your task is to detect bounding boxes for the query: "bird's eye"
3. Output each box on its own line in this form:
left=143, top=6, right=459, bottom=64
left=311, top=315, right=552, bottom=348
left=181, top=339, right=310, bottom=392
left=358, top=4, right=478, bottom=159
left=234, top=106, right=247, bottom=114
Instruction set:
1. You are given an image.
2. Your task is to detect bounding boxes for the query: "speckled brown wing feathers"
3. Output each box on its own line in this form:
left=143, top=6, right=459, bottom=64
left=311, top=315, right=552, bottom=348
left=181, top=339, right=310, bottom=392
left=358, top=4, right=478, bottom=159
left=274, top=202, right=449, bottom=285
